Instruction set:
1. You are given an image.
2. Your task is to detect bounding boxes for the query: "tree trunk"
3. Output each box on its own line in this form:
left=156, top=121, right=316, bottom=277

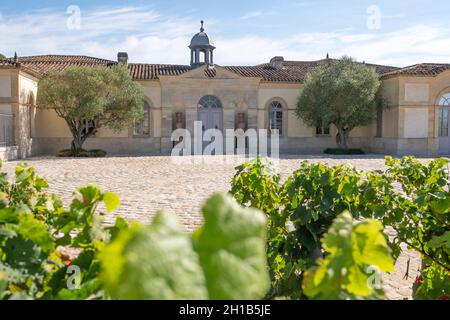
left=71, top=134, right=85, bottom=156
left=336, top=127, right=350, bottom=150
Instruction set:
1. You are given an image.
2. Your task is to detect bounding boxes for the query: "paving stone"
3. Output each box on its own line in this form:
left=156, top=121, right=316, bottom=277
left=2, top=154, right=427, bottom=300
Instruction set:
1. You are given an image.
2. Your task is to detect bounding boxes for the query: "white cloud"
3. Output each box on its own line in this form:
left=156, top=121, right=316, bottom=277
left=240, top=11, right=264, bottom=20
left=0, top=6, right=449, bottom=67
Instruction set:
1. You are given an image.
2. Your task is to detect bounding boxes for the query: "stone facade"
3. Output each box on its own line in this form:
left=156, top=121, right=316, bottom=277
left=0, top=25, right=449, bottom=159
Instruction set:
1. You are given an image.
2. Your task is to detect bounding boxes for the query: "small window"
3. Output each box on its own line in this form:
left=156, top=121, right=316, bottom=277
left=439, top=93, right=450, bottom=137
left=376, top=108, right=383, bottom=138
left=134, top=101, right=151, bottom=136
left=316, top=126, right=330, bottom=136
left=269, top=101, right=283, bottom=134
left=439, top=108, right=449, bottom=137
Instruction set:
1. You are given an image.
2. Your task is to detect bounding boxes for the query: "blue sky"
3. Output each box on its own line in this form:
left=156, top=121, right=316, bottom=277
left=1, top=0, right=449, bottom=66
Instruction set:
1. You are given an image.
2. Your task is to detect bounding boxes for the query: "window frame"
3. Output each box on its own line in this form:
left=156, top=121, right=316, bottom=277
left=439, top=93, right=450, bottom=138
left=133, top=100, right=151, bottom=137
left=198, top=95, right=223, bottom=109
left=316, top=126, right=331, bottom=137
left=268, top=100, right=284, bottom=136
left=376, top=108, right=383, bottom=138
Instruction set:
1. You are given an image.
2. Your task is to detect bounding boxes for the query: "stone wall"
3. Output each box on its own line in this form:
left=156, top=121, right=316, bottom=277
left=16, top=66, right=450, bottom=157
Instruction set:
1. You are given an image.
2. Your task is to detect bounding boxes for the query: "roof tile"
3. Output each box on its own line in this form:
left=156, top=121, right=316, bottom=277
left=7, top=54, right=450, bottom=83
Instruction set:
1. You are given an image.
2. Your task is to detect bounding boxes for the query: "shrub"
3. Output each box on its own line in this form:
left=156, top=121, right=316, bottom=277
left=230, top=156, right=450, bottom=300
left=324, top=148, right=365, bottom=155
left=100, top=194, right=269, bottom=300
left=0, top=163, right=269, bottom=300
left=231, top=158, right=366, bottom=298
left=303, top=212, right=394, bottom=299
left=57, top=149, right=107, bottom=158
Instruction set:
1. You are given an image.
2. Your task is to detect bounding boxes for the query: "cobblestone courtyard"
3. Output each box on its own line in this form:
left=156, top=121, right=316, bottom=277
left=2, top=155, right=430, bottom=300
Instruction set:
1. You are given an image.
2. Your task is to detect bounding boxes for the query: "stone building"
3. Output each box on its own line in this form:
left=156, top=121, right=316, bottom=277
left=0, top=22, right=449, bottom=160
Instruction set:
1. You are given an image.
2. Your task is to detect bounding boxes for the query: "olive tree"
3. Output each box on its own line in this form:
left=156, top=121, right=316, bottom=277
left=0, top=53, right=6, bottom=60
left=37, top=65, right=145, bottom=154
left=296, top=56, right=383, bottom=149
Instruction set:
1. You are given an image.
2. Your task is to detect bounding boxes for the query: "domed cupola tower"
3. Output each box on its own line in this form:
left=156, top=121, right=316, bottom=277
left=189, top=21, right=215, bottom=68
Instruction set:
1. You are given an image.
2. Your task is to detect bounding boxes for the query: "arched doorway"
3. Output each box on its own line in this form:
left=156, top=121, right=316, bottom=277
left=197, top=95, right=223, bottom=133
left=439, top=93, right=450, bottom=154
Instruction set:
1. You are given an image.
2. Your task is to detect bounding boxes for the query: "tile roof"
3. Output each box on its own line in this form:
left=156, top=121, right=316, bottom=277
left=0, top=58, right=42, bottom=77
left=128, top=64, right=191, bottom=80
left=0, top=59, right=17, bottom=67
left=381, top=63, right=450, bottom=79
left=130, top=59, right=401, bottom=83
left=5, top=55, right=450, bottom=83
left=16, top=55, right=115, bottom=77
left=224, top=59, right=400, bottom=83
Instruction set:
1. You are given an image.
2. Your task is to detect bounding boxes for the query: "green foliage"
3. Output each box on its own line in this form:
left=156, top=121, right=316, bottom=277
left=0, top=162, right=270, bottom=300
left=413, top=263, right=450, bottom=300
left=193, top=194, right=269, bottom=300
left=100, top=194, right=269, bottom=300
left=57, top=149, right=107, bottom=158
left=0, top=163, right=121, bottom=299
left=231, top=158, right=367, bottom=298
left=99, top=213, right=208, bottom=300
left=37, top=65, right=145, bottom=154
left=302, top=212, right=394, bottom=299
left=0, top=54, right=5, bottom=61
left=324, top=148, right=365, bottom=155
left=296, top=56, right=383, bottom=149
left=230, top=156, right=450, bottom=300
left=364, top=156, right=450, bottom=299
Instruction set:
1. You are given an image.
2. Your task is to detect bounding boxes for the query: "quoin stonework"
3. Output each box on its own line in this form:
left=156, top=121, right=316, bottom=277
left=0, top=21, right=449, bottom=160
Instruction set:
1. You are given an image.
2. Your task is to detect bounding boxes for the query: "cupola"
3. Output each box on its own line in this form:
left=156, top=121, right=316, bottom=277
left=189, top=21, right=215, bottom=68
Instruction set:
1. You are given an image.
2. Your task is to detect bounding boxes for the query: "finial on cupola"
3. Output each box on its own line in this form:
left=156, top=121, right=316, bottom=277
left=200, top=20, right=205, bottom=32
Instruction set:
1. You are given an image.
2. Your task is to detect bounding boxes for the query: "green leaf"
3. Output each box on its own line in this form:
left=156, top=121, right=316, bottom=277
left=352, top=219, right=395, bottom=272
left=18, top=213, right=54, bottom=254
left=346, top=265, right=372, bottom=296
left=193, top=193, right=270, bottom=300
left=428, top=231, right=450, bottom=255
left=99, top=212, right=208, bottom=300
left=102, top=192, right=121, bottom=213
left=429, top=196, right=450, bottom=214
left=0, top=272, right=7, bottom=299
left=75, top=185, right=103, bottom=207
left=57, top=279, right=102, bottom=300
left=0, top=208, right=19, bottom=223
left=303, top=211, right=394, bottom=300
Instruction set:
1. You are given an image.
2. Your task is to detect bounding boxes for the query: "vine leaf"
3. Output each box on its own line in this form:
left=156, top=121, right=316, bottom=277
left=303, top=211, right=394, bottom=299
left=193, top=193, right=270, bottom=300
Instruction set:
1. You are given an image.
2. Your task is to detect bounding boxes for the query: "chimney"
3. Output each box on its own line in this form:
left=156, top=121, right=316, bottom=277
left=269, top=56, right=284, bottom=70
left=117, top=52, right=128, bottom=65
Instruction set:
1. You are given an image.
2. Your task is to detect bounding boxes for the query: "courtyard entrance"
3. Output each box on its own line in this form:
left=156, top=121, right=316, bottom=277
left=197, top=95, right=223, bottom=152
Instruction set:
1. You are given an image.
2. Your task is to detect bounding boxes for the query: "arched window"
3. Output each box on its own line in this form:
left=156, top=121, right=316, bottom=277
left=269, top=101, right=283, bottom=134
left=134, top=101, right=150, bottom=136
left=439, top=93, right=450, bottom=137
left=197, top=96, right=223, bottom=132
left=440, top=93, right=450, bottom=106
left=198, top=95, right=222, bottom=109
